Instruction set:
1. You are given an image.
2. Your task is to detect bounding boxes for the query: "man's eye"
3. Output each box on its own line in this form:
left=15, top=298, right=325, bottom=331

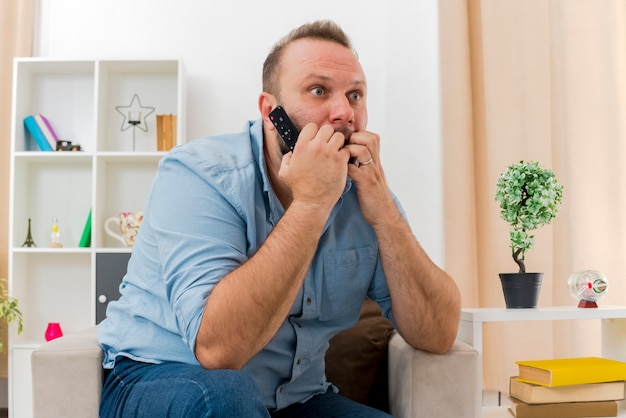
left=310, top=87, right=324, bottom=96
left=349, top=91, right=361, bottom=101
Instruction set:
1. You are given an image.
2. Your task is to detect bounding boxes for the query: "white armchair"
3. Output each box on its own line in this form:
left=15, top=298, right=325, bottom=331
left=31, top=325, right=478, bottom=418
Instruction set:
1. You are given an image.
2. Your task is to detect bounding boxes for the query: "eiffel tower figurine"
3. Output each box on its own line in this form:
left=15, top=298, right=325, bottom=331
left=22, top=218, right=36, bottom=247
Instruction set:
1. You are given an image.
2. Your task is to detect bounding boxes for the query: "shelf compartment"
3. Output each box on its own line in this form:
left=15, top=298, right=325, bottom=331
left=10, top=252, right=93, bottom=344
left=94, top=154, right=162, bottom=248
left=11, top=155, right=93, bottom=248
left=96, top=60, right=180, bottom=152
left=12, top=59, right=96, bottom=153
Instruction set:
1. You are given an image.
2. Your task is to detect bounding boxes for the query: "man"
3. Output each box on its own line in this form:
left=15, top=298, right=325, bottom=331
left=99, top=20, right=461, bottom=417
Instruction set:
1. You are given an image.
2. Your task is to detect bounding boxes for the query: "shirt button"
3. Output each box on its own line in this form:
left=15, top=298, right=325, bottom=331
left=306, top=297, right=312, bottom=305
left=297, top=358, right=302, bottom=365
left=279, top=386, right=284, bottom=393
left=295, top=322, right=302, bottom=328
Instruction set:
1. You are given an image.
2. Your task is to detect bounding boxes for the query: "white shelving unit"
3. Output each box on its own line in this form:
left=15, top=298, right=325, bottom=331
left=458, top=306, right=626, bottom=418
left=8, top=58, right=185, bottom=418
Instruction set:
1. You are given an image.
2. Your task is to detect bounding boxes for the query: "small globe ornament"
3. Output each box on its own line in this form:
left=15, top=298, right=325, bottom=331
left=567, top=270, right=608, bottom=308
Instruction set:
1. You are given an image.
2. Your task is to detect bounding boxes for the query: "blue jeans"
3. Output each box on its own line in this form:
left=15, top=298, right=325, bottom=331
left=270, top=390, right=392, bottom=418
left=100, top=357, right=391, bottom=418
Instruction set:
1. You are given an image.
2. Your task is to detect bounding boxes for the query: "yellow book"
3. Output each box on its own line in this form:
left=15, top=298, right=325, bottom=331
left=516, top=357, right=626, bottom=387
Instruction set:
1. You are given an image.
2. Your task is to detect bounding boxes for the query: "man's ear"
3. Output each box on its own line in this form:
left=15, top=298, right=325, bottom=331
left=258, top=93, right=277, bottom=130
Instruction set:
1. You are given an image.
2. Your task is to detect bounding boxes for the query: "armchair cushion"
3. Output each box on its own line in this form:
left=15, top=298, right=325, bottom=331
left=325, top=298, right=395, bottom=412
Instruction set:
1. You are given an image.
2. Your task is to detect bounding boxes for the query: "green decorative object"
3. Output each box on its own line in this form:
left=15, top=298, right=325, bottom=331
left=79, top=209, right=92, bottom=248
left=495, top=160, right=564, bottom=274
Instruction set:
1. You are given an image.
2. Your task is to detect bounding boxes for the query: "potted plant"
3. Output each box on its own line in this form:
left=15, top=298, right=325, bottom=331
left=0, top=282, right=23, bottom=351
left=495, top=160, right=564, bottom=308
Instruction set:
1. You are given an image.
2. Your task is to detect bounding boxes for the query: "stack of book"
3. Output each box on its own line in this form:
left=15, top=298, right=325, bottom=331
left=508, top=357, right=626, bottom=418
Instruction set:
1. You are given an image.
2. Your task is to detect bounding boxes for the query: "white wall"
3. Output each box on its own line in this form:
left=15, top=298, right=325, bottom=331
left=36, top=0, right=445, bottom=265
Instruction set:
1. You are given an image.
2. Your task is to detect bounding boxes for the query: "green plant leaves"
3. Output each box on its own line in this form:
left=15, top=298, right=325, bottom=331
left=495, top=160, right=564, bottom=271
left=0, top=282, right=23, bottom=352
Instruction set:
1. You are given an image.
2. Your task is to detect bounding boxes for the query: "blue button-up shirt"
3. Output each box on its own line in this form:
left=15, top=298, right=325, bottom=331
left=99, top=119, right=400, bottom=410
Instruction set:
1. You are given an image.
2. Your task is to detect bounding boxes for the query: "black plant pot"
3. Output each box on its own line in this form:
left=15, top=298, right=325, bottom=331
left=499, top=272, right=543, bottom=308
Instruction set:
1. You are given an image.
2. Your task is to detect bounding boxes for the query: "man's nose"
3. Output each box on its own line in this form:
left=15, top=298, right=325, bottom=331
left=328, top=95, right=354, bottom=125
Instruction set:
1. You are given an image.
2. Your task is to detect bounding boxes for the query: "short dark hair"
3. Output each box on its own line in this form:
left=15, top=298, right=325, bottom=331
left=262, top=20, right=355, bottom=98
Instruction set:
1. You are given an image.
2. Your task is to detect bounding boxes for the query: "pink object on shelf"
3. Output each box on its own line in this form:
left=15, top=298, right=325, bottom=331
left=44, top=322, right=63, bottom=341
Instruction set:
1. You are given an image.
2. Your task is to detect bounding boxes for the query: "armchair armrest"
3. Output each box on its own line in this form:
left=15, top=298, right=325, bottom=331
left=388, top=333, right=478, bottom=418
left=31, top=326, right=102, bottom=418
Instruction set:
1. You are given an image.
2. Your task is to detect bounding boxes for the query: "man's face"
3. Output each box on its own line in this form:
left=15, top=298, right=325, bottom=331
left=275, top=38, right=368, bottom=141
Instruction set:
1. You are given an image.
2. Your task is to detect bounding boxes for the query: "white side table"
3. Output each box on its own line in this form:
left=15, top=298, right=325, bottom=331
left=458, top=306, right=626, bottom=418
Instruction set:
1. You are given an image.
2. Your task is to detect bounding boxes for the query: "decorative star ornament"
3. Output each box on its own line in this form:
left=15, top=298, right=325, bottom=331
left=115, top=94, right=155, bottom=132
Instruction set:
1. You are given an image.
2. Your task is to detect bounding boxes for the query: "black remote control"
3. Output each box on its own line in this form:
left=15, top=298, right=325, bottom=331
left=269, top=106, right=299, bottom=151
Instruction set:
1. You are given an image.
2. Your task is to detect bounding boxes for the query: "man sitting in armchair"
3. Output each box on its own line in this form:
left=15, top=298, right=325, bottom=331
left=98, top=19, right=461, bottom=418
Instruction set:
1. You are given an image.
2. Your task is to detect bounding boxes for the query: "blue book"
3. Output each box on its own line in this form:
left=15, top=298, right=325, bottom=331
left=24, top=115, right=53, bottom=151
